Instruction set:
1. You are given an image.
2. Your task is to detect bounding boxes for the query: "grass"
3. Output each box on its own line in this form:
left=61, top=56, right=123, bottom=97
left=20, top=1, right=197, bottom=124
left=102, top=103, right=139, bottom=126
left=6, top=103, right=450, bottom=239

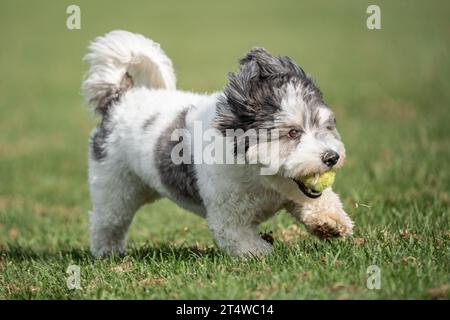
left=0, top=0, right=449, bottom=299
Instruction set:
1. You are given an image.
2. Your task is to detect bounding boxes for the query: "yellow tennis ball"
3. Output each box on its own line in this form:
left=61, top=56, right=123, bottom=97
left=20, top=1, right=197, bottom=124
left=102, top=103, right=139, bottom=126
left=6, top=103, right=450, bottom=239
left=302, top=171, right=336, bottom=192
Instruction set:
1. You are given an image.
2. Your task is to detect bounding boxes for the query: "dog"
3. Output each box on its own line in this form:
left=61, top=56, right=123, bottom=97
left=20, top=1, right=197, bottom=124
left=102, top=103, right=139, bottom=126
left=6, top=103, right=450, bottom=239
left=82, top=30, right=353, bottom=257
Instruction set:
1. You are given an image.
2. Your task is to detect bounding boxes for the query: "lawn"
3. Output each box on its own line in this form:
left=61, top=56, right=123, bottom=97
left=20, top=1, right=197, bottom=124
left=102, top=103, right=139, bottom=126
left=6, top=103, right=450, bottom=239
left=0, top=0, right=449, bottom=299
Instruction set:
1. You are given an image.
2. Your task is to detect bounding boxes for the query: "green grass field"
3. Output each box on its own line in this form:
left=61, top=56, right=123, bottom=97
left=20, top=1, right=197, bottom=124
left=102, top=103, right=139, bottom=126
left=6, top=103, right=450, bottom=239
left=0, top=0, right=449, bottom=299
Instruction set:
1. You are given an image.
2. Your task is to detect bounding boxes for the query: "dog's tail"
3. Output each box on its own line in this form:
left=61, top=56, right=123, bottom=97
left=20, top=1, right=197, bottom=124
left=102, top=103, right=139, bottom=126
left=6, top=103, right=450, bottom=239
left=82, top=30, right=176, bottom=115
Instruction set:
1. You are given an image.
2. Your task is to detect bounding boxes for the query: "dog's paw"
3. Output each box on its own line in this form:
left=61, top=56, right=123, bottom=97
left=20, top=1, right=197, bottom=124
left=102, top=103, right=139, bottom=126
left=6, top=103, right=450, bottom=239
left=228, top=237, right=273, bottom=257
left=304, top=208, right=354, bottom=239
left=90, top=244, right=126, bottom=258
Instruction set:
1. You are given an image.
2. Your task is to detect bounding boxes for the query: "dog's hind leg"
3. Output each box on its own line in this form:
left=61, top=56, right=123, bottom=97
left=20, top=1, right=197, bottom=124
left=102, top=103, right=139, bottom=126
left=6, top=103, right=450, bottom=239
left=88, top=162, right=155, bottom=257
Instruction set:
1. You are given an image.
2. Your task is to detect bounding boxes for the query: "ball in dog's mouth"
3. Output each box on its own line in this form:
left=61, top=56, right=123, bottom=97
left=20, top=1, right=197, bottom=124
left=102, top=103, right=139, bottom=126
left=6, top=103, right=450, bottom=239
left=293, top=171, right=336, bottom=199
left=293, top=179, right=322, bottom=198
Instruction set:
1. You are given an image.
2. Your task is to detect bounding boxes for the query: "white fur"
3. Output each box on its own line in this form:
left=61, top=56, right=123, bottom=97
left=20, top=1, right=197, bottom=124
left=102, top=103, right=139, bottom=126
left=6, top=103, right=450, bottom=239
left=83, top=31, right=353, bottom=257
left=82, top=30, right=176, bottom=108
left=276, top=85, right=346, bottom=178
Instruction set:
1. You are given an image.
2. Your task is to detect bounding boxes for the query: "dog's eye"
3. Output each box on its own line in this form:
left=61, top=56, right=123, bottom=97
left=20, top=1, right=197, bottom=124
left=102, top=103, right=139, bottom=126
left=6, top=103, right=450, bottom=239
left=288, top=129, right=302, bottom=139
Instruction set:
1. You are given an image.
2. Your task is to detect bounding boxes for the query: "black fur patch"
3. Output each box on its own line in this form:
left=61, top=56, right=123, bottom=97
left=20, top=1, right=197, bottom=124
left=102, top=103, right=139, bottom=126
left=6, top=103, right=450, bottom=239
left=90, top=120, right=110, bottom=161
left=308, top=107, right=323, bottom=129
left=215, top=47, right=323, bottom=134
left=142, top=113, right=159, bottom=131
left=89, top=73, right=134, bottom=162
left=155, top=108, right=203, bottom=206
left=94, top=73, right=133, bottom=116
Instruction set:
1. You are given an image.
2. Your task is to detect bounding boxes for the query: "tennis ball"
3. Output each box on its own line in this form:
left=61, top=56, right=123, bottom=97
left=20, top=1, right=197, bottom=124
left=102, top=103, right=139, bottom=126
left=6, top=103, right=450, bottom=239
left=302, top=171, right=336, bottom=192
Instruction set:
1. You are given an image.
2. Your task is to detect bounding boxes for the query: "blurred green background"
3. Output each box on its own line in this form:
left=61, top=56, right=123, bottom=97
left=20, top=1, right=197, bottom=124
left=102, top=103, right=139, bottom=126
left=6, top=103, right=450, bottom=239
left=0, top=0, right=449, bottom=299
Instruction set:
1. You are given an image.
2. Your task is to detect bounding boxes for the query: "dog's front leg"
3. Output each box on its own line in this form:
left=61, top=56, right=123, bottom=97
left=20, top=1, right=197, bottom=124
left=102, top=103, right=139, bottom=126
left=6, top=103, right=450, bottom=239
left=287, top=189, right=354, bottom=239
left=206, top=207, right=272, bottom=257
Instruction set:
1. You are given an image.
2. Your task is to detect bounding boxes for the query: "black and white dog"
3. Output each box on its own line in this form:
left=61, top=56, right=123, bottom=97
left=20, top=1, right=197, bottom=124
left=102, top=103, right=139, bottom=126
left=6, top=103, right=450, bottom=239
left=82, top=30, right=353, bottom=257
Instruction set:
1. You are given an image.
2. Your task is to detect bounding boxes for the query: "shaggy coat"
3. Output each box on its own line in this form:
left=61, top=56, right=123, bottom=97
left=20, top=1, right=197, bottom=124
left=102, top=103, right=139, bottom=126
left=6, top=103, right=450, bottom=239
left=82, top=31, right=353, bottom=257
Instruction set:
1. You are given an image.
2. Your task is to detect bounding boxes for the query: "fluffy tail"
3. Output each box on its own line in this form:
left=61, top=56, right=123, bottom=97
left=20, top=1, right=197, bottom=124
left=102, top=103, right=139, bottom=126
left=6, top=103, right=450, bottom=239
left=82, top=30, right=176, bottom=115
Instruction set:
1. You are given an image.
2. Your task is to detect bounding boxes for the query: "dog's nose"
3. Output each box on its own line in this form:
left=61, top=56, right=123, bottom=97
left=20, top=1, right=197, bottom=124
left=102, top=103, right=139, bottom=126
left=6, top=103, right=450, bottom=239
left=322, top=150, right=339, bottom=167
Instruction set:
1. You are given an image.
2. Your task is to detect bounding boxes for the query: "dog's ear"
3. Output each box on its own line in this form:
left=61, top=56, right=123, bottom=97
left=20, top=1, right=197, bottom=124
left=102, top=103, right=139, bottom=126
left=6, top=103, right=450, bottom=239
left=221, top=47, right=306, bottom=112
left=215, top=47, right=308, bottom=132
left=240, top=47, right=285, bottom=79
left=239, top=47, right=273, bottom=69
left=239, top=47, right=305, bottom=80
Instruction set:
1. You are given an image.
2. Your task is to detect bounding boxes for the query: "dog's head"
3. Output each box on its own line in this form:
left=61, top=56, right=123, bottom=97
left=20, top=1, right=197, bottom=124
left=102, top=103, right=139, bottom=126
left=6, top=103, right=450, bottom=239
left=216, top=48, right=345, bottom=199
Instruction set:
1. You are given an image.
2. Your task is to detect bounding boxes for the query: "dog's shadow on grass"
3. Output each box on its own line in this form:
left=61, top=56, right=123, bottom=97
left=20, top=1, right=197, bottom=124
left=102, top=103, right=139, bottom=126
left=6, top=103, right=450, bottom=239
left=1, top=243, right=223, bottom=263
